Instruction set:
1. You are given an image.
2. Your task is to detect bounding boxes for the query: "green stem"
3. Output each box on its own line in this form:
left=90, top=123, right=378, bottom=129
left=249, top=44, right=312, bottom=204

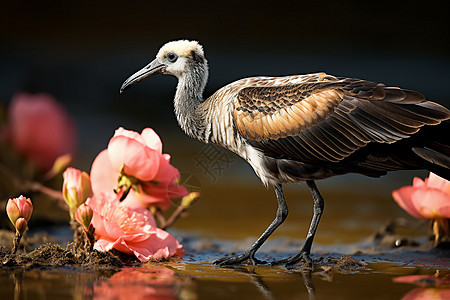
left=11, top=233, right=22, bottom=255
left=162, top=206, right=186, bottom=230
left=154, top=209, right=167, bottom=229
left=86, top=224, right=95, bottom=252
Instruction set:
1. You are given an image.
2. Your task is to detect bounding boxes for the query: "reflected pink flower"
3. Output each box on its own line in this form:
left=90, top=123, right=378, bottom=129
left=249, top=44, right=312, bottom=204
left=394, top=275, right=450, bottom=287
left=90, top=127, right=188, bottom=210
left=394, top=274, right=450, bottom=300
left=6, top=92, right=77, bottom=170
left=401, top=288, right=450, bottom=300
left=92, top=266, right=176, bottom=300
left=86, top=192, right=184, bottom=262
left=392, top=173, right=450, bottom=220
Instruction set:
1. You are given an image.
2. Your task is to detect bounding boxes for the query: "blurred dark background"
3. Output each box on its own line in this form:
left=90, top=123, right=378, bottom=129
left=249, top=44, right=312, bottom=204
left=0, top=1, right=449, bottom=237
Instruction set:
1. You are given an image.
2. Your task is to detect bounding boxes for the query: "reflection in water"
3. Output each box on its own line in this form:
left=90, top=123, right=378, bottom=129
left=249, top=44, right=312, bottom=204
left=90, top=265, right=179, bottom=300
left=230, top=266, right=316, bottom=300
left=394, top=274, right=450, bottom=300
left=231, top=267, right=275, bottom=300
left=4, top=261, right=449, bottom=299
left=12, top=271, right=21, bottom=300
left=7, top=269, right=102, bottom=299
left=3, top=240, right=448, bottom=300
left=401, top=288, right=450, bottom=300
left=300, top=270, right=316, bottom=300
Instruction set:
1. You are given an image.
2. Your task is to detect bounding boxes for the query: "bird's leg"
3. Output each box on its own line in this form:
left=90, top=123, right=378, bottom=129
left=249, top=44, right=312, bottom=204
left=272, top=180, right=324, bottom=269
left=214, top=184, right=288, bottom=266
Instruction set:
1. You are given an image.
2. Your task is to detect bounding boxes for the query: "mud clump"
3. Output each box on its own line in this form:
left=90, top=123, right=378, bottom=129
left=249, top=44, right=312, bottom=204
left=330, top=255, right=368, bottom=271
left=1, top=243, right=124, bottom=271
left=312, top=255, right=367, bottom=273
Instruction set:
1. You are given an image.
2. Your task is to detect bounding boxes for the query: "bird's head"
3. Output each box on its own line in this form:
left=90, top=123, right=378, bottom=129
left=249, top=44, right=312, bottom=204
left=120, top=40, right=207, bottom=93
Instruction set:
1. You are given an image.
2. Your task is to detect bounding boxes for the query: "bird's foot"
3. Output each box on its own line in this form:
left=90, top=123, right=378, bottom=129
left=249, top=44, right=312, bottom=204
left=271, top=251, right=313, bottom=269
left=214, top=251, right=267, bottom=266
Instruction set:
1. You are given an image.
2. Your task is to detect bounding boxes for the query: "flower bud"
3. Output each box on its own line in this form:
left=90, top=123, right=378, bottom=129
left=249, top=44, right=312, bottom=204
left=181, top=192, right=200, bottom=208
left=53, top=154, right=73, bottom=174
left=6, top=195, right=33, bottom=226
left=15, top=217, right=28, bottom=236
left=62, top=167, right=93, bottom=210
left=75, top=203, right=93, bottom=231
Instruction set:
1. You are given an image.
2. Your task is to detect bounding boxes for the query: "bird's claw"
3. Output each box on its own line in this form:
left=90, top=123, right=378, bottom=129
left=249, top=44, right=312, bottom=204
left=214, top=251, right=267, bottom=266
left=271, top=251, right=313, bottom=269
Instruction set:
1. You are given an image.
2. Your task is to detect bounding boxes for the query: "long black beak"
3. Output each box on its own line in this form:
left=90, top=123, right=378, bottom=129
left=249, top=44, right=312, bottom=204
left=120, top=59, right=167, bottom=93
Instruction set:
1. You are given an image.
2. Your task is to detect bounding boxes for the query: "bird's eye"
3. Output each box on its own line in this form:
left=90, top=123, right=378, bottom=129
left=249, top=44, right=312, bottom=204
left=167, top=52, right=178, bottom=63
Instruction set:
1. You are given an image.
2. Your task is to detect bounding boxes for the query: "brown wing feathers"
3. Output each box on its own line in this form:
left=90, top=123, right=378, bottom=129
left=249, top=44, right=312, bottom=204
left=234, top=83, right=343, bottom=141
left=233, top=74, right=450, bottom=165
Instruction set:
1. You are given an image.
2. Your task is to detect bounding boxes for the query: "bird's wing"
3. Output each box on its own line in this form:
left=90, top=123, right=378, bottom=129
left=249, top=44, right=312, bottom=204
left=232, top=73, right=449, bottom=163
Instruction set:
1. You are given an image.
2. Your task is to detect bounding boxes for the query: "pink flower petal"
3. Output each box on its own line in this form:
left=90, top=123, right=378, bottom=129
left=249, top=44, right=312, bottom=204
left=141, top=128, right=162, bottom=153
left=120, top=155, right=187, bottom=210
left=412, top=177, right=425, bottom=188
left=6, top=200, right=20, bottom=225
left=90, top=150, right=118, bottom=194
left=153, top=154, right=179, bottom=183
left=393, top=172, right=450, bottom=220
left=94, top=238, right=115, bottom=252
left=15, top=195, right=33, bottom=221
left=87, top=193, right=128, bottom=238
left=113, top=127, right=146, bottom=144
left=121, top=228, right=184, bottom=261
left=392, top=187, right=425, bottom=219
left=87, top=193, right=183, bottom=262
left=119, top=181, right=183, bottom=210
left=426, top=173, right=450, bottom=195
left=120, top=191, right=147, bottom=210
left=410, top=188, right=450, bottom=219
left=137, top=154, right=188, bottom=209
left=120, top=188, right=174, bottom=212
left=108, top=134, right=160, bottom=181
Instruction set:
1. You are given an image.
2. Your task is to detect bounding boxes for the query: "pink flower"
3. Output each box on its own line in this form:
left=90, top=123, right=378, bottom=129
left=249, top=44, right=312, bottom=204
left=90, top=127, right=188, bottom=210
left=6, top=196, right=33, bottom=236
left=6, top=92, right=77, bottom=170
left=6, top=195, right=33, bottom=226
left=108, top=127, right=162, bottom=181
left=62, top=167, right=93, bottom=211
left=392, top=173, right=450, bottom=219
left=86, top=192, right=184, bottom=262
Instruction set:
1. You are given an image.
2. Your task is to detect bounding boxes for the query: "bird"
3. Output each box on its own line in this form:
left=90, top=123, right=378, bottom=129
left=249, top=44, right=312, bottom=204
left=120, top=40, right=450, bottom=268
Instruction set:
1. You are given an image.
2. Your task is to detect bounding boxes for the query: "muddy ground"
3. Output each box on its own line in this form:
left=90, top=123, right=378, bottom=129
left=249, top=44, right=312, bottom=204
left=1, top=218, right=448, bottom=273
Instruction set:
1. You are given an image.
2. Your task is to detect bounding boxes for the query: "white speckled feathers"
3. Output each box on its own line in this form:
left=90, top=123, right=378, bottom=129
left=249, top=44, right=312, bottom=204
left=157, top=40, right=204, bottom=60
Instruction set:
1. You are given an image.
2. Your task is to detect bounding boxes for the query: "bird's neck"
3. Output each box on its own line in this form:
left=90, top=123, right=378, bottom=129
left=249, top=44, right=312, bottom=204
left=174, top=67, right=209, bottom=141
